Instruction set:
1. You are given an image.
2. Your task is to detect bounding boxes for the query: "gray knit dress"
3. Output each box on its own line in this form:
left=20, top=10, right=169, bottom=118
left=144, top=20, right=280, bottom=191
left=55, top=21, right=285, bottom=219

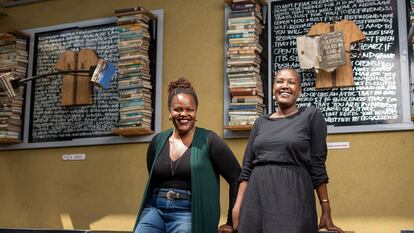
left=238, top=106, right=329, bottom=233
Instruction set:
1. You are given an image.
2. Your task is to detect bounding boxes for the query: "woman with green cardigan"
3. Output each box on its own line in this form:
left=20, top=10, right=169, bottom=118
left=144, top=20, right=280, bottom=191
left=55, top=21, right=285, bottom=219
left=133, top=78, right=241, bottom=233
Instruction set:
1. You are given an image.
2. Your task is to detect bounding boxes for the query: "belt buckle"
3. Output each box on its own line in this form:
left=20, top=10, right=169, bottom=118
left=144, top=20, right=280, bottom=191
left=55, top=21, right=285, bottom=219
left=166, top=190, right=177, bottom=200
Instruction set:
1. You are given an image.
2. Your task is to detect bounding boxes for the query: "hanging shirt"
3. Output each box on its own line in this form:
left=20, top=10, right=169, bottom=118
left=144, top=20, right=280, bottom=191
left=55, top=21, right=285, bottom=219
left=307, top=19, right=365, bottom=88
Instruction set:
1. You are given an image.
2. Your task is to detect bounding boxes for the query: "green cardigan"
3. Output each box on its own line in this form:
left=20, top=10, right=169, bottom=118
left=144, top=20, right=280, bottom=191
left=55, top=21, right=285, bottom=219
left=133, top=127, right=220, bottom=233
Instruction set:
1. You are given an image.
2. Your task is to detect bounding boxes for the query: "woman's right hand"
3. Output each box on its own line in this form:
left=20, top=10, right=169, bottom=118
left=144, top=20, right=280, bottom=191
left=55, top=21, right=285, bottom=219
left=218, top=224, right=235, bottom=233
left=232, top=206, right=240, bottom=230
left=232, top=180, right=248, bottom=231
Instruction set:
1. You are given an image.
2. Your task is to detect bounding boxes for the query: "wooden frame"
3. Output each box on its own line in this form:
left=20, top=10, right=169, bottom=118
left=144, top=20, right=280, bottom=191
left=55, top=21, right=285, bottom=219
left=268, top=0, right=414, bottom=134
left=0, top=9, right=164, bottom=150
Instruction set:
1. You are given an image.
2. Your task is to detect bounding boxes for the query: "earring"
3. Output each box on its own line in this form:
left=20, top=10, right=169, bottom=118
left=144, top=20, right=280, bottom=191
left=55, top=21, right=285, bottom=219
left=168, top=115, right=171, bottom=121
left=272, top=95, right=276, bottom=100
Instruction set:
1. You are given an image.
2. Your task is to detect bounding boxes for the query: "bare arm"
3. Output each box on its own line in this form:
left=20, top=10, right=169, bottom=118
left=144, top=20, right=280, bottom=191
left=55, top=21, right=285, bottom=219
left=232, top=180, right=248, bottom=230
left=316, top=182, right=344, bottom=233
left=230, top=118, right=259, bottom=231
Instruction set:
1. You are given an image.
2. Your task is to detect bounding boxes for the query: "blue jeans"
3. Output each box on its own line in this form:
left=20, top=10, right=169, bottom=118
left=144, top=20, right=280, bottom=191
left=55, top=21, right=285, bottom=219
left=134, top=188, right=192, bottom=233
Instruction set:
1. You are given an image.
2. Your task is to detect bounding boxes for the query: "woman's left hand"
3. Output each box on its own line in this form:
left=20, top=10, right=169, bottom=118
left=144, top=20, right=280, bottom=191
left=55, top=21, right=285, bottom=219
left=318, top=213, right=345, bottom=233
left=218, top=224, right=235, bottom=233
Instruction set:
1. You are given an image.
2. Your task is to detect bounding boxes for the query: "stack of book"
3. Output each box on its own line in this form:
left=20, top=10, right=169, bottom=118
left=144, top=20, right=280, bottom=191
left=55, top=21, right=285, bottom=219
left=226, top=0, right=265, bottom=126
left=0, top=33, right=27, bottom=81
left=411, top=0, right=414, bottom=45
left=115, top=7, right=154, bottom=131
left=0, top=32, right=27, bottom=142
left=0, top=85, right=24, bottom=141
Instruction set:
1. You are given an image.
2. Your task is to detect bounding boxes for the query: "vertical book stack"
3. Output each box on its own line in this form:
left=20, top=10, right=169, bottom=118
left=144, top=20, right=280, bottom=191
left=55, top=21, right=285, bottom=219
left=410, top=0, right=414, bottom=121
left=115, top=7, right=153, bottom=131
left=0, top=32, right=27, bottom=142
left=226, top=0, right=265, bottom=127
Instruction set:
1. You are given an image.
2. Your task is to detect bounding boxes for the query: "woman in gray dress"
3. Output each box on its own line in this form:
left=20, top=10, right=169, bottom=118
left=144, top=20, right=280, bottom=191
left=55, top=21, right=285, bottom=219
left=232, top=68, right=344, bottom=233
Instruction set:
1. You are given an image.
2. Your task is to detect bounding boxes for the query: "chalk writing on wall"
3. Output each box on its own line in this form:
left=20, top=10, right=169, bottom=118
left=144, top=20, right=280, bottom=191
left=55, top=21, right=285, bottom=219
left=30, top=24, right=120, bottom=142
left=271, top=0, right=401, bottom=126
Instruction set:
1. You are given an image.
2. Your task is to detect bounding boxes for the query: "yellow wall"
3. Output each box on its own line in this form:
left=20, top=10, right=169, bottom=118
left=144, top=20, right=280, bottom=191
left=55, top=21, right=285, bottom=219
left=0, top=0, right=413, bottom=232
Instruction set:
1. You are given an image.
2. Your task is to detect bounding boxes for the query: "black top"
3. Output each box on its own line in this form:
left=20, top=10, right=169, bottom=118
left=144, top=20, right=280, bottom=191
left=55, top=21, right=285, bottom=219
left=147, top=130, right=241, bottom=224
left=152, top=140, right=192, bottom=190
left=240, top=106, right=329, bottom=188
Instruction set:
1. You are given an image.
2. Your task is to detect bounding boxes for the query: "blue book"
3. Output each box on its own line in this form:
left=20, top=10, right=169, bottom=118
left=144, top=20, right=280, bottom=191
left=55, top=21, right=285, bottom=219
left=91, top=59, right=116, bottom=89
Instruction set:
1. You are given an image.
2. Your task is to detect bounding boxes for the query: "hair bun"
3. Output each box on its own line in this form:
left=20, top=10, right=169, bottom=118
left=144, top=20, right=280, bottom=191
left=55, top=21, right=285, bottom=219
left=168, top=77, right=193, bottom=94
left=167, top=77, right=199, bottom=111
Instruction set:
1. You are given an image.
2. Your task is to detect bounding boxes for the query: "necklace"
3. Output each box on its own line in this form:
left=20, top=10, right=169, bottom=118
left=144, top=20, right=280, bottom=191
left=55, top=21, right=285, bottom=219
left=169, top=137, right=188, bottom=176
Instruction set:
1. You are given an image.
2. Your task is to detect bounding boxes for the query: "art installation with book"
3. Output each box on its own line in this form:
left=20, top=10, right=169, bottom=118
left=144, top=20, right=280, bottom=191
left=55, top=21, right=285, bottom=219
left=55, top=48, right=115, bottom=95
left=7, top=48, right=115, bottom=102
left=224, top=0, right=267, bottom=130
left=0, top=32, right=27, bottom=143
left=112, top=7, right=157, bottom=136
left=297, top=31, right=346, bottom=72
left=55, top=48, right=99, bottom=106
left=305, top=19, right=365, bottom=89
left=7, top=50, right=114, bottom=94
